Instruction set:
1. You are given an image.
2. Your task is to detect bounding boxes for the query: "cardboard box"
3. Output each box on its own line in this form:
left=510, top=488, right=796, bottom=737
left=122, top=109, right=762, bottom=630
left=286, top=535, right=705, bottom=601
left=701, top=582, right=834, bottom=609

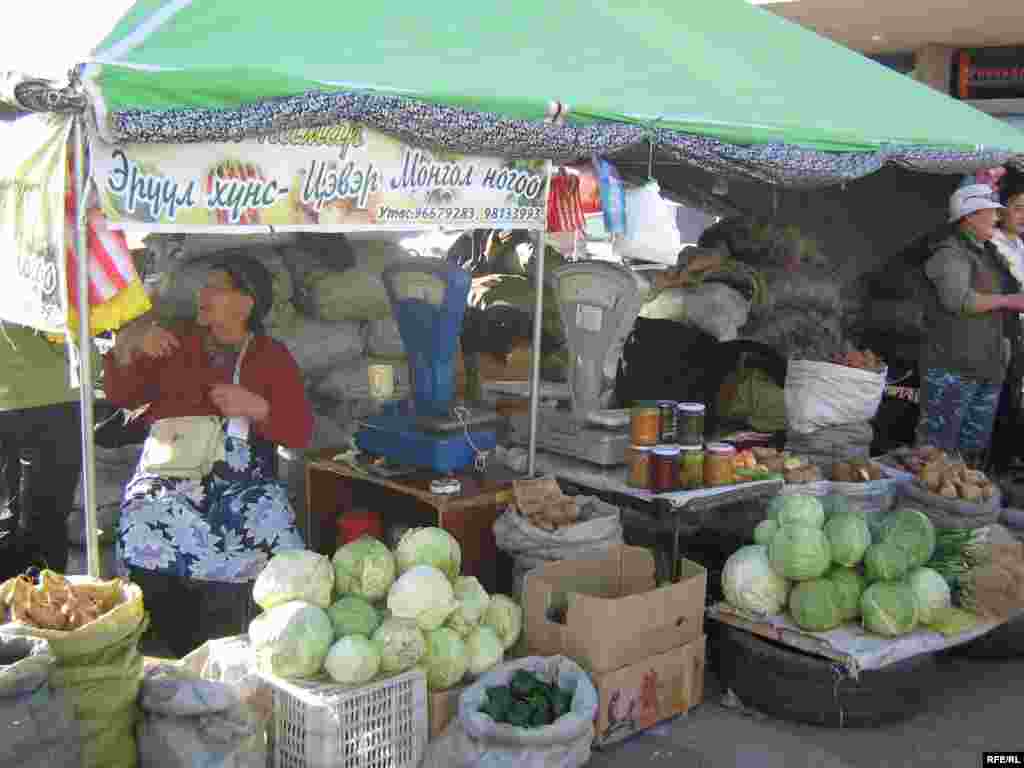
left=593, top=635, right=706, bottom=747
left=428, top=685, right=465, bottom=740
left=522, top=545, right=707, bottom=673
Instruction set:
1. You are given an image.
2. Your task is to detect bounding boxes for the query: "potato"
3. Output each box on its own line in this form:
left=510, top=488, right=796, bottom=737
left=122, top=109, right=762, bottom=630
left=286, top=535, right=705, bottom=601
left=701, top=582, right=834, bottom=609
left=920, top=465, right=943, bottom=491
left=832, top=462, right=854, bottom=482
left=752, top=447, right=778, bottom=460
left=959, top=483, right=983, bottom=503
left=867, top=463, right=882, bottom=481
left=940, top=483, right=958, bottom=499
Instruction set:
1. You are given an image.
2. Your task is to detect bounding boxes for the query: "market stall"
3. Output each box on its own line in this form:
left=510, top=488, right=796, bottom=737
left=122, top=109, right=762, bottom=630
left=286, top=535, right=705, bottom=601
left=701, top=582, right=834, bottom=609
left=5, top=0, right=1024, bottom=764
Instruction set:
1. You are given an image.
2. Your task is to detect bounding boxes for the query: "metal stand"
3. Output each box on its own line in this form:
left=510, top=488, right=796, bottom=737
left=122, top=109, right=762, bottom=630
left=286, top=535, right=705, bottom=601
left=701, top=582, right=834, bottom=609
left=73, top=114, right=100, bottom=578
left=526, top=161, right=553, bottom=477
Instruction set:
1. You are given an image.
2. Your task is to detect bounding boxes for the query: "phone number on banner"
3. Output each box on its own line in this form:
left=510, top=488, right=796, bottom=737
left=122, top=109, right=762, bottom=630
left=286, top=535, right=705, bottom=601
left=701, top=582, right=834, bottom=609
left=376, top=205, right=544, bottom=225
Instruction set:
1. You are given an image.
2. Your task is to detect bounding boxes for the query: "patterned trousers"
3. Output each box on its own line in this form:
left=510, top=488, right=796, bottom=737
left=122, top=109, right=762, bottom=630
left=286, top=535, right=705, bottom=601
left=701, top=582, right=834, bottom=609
left=916, top=368, right=1002, bottom=458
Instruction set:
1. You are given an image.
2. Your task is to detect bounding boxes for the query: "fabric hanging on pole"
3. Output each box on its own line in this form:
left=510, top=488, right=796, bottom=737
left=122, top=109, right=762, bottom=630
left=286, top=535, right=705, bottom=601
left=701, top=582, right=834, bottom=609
left=546, top=171, right=585, bottom=233
left=62, top=147, right=150, bottom=335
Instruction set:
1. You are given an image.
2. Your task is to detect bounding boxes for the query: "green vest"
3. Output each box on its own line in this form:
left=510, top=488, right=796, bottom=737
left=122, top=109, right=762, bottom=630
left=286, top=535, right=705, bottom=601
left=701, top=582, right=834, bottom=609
left=0, top=323, right=80, bottom=412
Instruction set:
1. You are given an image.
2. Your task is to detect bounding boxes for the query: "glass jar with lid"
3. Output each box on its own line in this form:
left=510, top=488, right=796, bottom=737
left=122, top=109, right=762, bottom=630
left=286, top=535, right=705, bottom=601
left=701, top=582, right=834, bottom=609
left=704, top=442, right=737, bottom=487
left=627, top=445, right=653, bottom=489
left=677, top=403, right=706, bottom=446
left=651, top=445, right=681, bottom=492
left=631, top=403, right=660, bottom=446
left=657, top=401, right=678, bottom=443
left=678, top=444, right=704, bottom=489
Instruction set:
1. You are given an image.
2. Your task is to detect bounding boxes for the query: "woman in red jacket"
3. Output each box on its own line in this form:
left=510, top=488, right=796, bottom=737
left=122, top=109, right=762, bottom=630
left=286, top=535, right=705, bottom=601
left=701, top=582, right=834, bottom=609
left=105, top=253, right=313, bottom=656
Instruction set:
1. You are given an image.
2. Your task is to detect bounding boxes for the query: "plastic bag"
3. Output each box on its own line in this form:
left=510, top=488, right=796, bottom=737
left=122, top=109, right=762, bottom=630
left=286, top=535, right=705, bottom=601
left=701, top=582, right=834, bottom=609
left=365, top=317, right=407, bottom=358
left=640, top=282, right=751, bottom=341
left=0, top=633, right=81, bottom=768
left=784, top=360, right=886, bottom=434
left=137, top=659, right=267, bottom=768
left=276, top=317, right=366, bottom=377
left=900, top=482, right=1002, bottom=530
left=422, top=656, right=598, bottom=768
left=615, top=181, right=681, bottom=265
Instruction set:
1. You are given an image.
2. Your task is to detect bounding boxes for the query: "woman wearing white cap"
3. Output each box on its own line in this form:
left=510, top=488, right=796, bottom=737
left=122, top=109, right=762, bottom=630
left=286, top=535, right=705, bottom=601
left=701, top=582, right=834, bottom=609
left=917, top=184, right=1024, bottom=466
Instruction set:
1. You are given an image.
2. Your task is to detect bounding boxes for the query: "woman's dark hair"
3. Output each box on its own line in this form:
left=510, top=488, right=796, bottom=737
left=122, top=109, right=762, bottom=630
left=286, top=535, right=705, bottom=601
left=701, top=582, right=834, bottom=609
left=1000, top=167, right=1024, bottom=206
left=208, top=252, right=274, bottom=334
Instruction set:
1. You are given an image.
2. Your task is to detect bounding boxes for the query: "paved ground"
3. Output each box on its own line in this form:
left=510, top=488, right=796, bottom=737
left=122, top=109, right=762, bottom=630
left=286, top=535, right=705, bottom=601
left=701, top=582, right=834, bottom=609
left=70, top=544, right=1022, bottom=767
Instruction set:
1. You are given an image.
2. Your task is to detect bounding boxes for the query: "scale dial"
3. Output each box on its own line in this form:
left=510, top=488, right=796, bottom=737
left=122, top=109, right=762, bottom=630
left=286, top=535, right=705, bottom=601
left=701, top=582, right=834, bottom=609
left=390, top=271, right=446, bottom=306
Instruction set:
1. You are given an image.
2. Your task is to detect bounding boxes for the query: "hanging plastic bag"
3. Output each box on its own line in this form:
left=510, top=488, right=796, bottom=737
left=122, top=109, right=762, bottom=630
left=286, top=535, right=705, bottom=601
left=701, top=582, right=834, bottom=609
left=615, top=181, right=681, bottom=265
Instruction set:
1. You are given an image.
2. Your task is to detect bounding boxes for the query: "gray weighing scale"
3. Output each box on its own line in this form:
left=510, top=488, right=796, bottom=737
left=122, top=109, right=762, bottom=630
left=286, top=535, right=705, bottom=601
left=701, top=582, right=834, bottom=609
left=509, top=261, right=649, bottom=466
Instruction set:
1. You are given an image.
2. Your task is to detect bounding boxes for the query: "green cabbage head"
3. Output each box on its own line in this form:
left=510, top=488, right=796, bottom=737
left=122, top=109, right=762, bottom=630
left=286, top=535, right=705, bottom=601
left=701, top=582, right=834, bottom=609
left=774, top=495, right=825, bottom=529
left=753, top=519, right=780, bottom=547
left=824, top=512, right=872, bottom=567
left=769, top=524, right=831, bottom=581
left=253, top=550, right=334, bottom=610
left=861, top=581, right=919, bottom=636
left=827, top=566, right=865, bottom=622
left=788, top=578, right=843, bottom=632
left=446, top=576, right=492, bottom=637
left=881, top=507, right=936, bottom=569
left=465, top=625, right=505, bottom=678
left=249, top=601, right=333, bottom=679
left=372, top=617, right=427, bottom=674
left=395, top=527, right=462, bottom=581
left=863, top=541, right=910, bottom=582
left=422, top=627, right=468, bottom=690
left=325, top=635, right=380, bottom=685
left=332, top=536, right=396, bottom=601
left=327, top=596, right=382, bottom=638
left=904, top=566, right=951, bottom=625
left=387, top=564, right=457, bottom=631
left=722, top=544, right=789, bottom=616
left=483, top=594, right=523, bottom=651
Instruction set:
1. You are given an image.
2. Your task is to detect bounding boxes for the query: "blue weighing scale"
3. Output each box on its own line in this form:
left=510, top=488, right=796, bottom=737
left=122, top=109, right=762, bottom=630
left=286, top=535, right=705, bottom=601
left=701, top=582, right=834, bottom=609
left=355, top=262, right=500, bottom=473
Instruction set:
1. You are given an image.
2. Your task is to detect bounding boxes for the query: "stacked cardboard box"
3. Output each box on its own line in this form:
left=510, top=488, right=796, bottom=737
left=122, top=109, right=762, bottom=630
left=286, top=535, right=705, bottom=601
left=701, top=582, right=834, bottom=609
left=522, top=545, right=707, bottom=746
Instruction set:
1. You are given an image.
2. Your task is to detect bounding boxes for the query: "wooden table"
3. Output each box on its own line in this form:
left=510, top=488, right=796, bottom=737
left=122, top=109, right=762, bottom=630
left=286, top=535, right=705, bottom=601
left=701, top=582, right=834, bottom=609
left=305, top=450, right=519, bottom=593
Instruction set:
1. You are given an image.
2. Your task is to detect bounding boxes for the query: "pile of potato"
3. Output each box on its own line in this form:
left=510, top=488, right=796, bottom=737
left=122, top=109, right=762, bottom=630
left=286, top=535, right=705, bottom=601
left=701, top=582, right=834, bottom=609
left=1, top=571, right=122, bottom=630
left=512, top=477, right=579, bottom=531
left=831, top=459, right=883, bottom=483
left=752, top=447, right=822, bottom=484
left=917, top=450, right=997, bottom=502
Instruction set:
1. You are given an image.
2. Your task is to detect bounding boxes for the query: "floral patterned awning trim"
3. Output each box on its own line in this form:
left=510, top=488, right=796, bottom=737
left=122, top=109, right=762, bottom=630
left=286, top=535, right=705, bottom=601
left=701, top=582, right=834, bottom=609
left=103, top=87, right=1017, bottom=188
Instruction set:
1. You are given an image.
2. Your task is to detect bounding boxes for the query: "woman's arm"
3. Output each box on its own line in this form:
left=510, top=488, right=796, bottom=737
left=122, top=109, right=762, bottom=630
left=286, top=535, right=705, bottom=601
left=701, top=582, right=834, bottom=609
left=925, top=246, right=1024, bottom=315
left=250, top=339, right=314, bottom=449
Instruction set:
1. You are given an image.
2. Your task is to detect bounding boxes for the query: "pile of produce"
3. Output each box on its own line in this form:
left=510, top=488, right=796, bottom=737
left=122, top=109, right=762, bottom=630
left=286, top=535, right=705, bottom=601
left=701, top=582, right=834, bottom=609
left=725, top=493, right=980, bottom=638
left=913, top=448, right=997, bottom=502
left=249, top=527, right=522, bottom=690
left=750, top=447, right=822, bottom=485
left=478, top=669, right=575, bottom=728
left=829, top=348, right=885, bottom=372
left=829, top=459, right=883, bottom=483
left=510, top=476, right=579, bottom=532
left=1, top=570, right=125, bottom=630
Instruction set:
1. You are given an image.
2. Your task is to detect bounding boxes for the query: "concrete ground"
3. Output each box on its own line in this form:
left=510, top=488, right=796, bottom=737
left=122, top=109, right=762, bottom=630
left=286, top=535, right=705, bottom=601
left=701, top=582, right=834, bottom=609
left=69, top=544, right=1022, bottom=767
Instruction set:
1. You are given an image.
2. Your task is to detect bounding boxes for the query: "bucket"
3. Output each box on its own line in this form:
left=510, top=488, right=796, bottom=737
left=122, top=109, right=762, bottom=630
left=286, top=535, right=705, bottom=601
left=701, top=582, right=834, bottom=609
left=337, top=508, right=385, bottom=547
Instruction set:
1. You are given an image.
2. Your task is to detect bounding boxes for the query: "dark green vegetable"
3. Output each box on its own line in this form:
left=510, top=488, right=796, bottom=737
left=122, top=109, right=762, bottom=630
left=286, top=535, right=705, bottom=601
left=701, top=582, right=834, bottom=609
left=477, top=672, right=576, bottom=727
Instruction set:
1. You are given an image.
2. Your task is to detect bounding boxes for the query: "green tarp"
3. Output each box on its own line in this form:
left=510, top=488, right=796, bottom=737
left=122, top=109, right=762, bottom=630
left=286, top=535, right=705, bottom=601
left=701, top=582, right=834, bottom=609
left=87, top=0, right=1024, bottom=154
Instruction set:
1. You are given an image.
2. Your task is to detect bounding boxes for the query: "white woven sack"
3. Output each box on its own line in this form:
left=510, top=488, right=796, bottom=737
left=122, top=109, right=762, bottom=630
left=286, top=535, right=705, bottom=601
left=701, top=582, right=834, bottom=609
left=784, top=360, right=886, bottom=435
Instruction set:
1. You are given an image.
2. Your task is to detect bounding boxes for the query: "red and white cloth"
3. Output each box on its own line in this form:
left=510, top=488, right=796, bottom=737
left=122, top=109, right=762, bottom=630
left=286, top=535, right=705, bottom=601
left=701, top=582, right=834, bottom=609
left=547, top=171, right=586, bottom=233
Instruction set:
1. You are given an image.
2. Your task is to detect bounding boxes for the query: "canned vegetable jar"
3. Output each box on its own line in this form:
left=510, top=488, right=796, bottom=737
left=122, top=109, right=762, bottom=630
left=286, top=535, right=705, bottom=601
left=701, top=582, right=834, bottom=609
left=652, top=445, right=681, bottom=492
left=657, top=401, right=678, bottom=443
left=627, top=445, right=653, bottom=489
left=704, top=442, right=737, bottom=487
left=679, top=444, right=704, bottom=489
left=677, top=402, right=706, bottom=446
left=631, top=405, right=660, bottom=446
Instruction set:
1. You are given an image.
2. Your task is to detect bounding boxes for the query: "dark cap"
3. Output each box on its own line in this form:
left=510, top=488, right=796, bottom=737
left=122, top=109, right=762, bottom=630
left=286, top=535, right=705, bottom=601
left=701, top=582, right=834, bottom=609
left=208, top=252, right=274, bottom=332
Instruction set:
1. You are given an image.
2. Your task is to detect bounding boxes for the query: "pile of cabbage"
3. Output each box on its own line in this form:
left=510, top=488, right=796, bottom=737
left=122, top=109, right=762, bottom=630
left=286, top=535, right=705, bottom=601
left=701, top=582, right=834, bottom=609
left=724, top=493, right=949, bottom=638
left=247, top=527, right=523, bottom=690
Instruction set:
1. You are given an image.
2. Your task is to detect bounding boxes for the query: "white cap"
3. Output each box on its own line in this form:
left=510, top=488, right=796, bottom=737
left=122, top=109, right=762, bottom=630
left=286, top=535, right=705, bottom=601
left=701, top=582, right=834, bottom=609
left=949, top=184, right=1005, bottom=223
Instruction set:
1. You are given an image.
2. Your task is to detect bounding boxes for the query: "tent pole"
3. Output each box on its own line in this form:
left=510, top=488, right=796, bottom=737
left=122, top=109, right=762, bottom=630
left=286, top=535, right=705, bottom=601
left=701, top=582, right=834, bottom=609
left=73, top=114, right=100, bottom=578
left=526, top=161, right=553, bottom=477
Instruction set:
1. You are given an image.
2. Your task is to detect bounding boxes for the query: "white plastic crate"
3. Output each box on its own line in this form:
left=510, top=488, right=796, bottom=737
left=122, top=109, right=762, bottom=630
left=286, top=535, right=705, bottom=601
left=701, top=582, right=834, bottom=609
left=263, top=668, right=428, bottom=768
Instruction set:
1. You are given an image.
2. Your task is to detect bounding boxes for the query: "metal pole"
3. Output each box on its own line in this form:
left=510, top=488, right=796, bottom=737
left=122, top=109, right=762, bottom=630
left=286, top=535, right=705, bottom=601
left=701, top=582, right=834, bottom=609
left=526, top=161, right=553, bottom=477
left=73, top=115, right=100, bottom=578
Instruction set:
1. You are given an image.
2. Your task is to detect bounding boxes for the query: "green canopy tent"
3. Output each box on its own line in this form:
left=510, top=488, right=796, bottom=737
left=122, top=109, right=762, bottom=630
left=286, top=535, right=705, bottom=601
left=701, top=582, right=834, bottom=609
left=6, top=0, right=1024, bottom=576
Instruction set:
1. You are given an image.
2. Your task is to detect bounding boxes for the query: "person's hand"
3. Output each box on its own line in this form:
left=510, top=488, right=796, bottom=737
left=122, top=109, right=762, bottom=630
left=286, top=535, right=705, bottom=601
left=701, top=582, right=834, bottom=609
left=209, top=383, right=269, bottom=421
left=1004, top=294, right=1024, bottom=313
left=140, top=324, right=180, bottom=359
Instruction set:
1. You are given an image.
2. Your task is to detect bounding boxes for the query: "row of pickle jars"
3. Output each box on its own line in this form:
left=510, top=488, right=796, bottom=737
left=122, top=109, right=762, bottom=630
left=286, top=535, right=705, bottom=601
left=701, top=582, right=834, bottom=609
left=628, top=401, right=736, bottom=491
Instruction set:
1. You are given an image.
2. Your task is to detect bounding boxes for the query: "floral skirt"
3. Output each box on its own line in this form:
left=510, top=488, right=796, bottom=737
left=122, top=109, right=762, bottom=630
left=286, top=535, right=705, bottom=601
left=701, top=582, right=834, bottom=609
left=117, top=435, right=304, bottom=582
